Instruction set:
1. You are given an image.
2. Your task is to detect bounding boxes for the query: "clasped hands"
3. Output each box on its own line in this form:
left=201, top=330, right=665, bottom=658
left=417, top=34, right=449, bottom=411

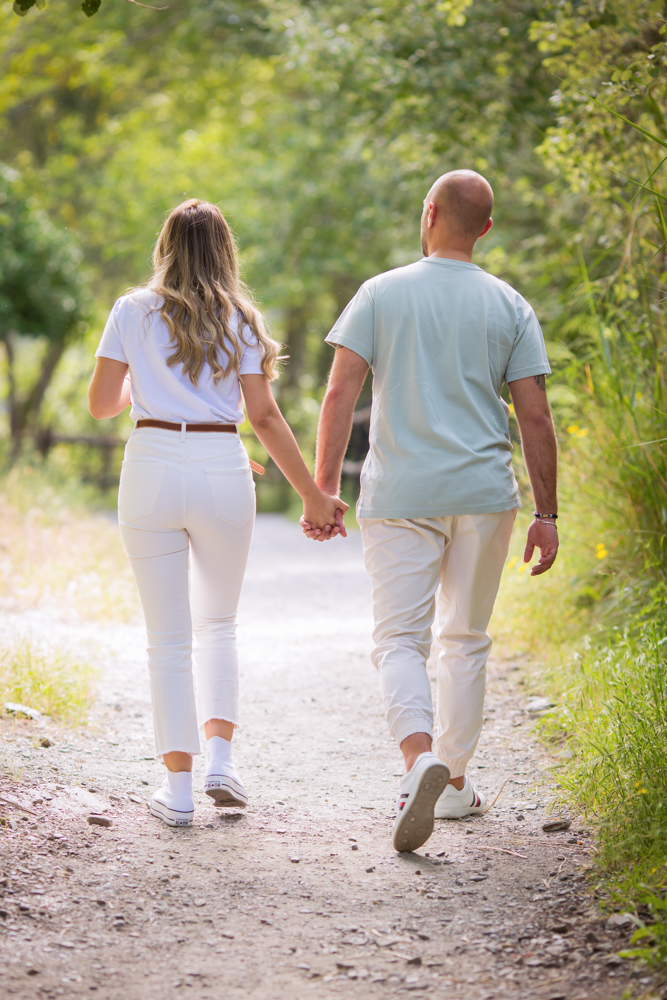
left=300, top=489, right=348, bottom=542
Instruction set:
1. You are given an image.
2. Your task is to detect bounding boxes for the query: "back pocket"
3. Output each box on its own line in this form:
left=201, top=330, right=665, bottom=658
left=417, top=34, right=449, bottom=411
left=118, top=461, right=167, bottom=522
left=204, top=468, right=255, bottom=528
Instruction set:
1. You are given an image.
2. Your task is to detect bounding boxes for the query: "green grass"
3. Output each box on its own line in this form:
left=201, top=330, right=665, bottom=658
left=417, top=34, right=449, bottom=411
left=493, top=391, right=667, bottom=966
left=537, top=597, right=667, bottom=965
left=0, top=639, right=97, bottom=725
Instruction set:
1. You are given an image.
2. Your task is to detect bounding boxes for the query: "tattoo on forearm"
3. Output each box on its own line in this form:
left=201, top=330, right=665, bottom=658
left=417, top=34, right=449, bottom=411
left=533, top=374, right=546, bottom=391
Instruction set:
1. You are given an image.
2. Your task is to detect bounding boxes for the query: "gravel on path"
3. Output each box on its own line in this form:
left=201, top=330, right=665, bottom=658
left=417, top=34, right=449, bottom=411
left=0, top=516, right=661, bottom=1000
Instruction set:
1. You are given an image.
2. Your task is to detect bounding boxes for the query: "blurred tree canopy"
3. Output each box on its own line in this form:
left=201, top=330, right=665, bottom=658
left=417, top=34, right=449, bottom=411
left=0, top=0, right=665, bottom=478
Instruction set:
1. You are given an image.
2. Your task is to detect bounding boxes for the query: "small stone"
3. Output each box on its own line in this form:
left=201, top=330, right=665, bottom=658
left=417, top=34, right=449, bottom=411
left=204, top=824, right=214, bottom=829
left=516, top=814, right=525, bottom=821
left=366, top=867, right=375, bottom=873
left=87, top=815, right=112, bottom=828
left=95, top=900, right=106, bottom=907
left=406, top=956, right=422, bottom=966
left=26, top=968, right=39, bottom=976
left=128, top=794, right=142, bottom=804
left=470, top=875, right=487, bottom=882
left=465, top=828, right=474, bottom=835
left=606, top=913, right=633, bottom=929
left=297, top=963, right=310, bottom=971
left=4, top=701, right=42, bottom=720
left=604, top=954, right=623, bottom=966
left=260, top=918, right=272, bottom=925
left=526, top=696, right=554, bottom=714
left=289, top=857, right=300, bottom=863
left=40, top=738, right=53, bottom=748
left=351, top=844, right=358, bottom=851
left=542, top=819, right=572, bottom=833
left=193, top=899, right=206, bottom=907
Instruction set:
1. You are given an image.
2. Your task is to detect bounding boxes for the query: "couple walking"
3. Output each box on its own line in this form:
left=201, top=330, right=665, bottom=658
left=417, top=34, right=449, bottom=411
left=89, top=169, right=558, bottom=854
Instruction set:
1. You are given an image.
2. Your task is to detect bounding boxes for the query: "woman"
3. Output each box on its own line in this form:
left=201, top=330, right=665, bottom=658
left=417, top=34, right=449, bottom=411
left=89, top=199, right=347, bottom=828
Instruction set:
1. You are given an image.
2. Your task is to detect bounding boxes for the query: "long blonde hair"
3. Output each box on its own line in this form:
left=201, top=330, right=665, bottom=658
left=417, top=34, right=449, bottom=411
left=147, top=199, right=280, bottom=384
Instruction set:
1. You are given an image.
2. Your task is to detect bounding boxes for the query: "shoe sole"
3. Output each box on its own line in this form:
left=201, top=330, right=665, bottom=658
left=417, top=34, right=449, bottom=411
left=392, top=762, right=450, bottom=853
left=150, top=799, right=194, bottom=828
left=204, top=776, right=248, bottom=809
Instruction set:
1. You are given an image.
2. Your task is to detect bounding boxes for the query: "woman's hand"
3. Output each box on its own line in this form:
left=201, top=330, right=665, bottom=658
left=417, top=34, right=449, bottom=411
left=301, top=490, right=349, bottom=541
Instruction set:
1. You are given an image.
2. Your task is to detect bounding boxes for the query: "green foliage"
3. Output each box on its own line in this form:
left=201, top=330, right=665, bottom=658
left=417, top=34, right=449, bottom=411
left=0, top=162, right=90, bottom=452
left=545, top=597, right=667, bottom=964
left=12, top=0, right=104, bottom=18
left=0, top=164, right=87, bottom=345
left=0, top=639, right=97, bottom=723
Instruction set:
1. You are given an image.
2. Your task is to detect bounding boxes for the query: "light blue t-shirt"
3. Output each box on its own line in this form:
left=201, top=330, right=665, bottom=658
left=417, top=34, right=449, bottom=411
left=325, top=257, right=551, bottom=518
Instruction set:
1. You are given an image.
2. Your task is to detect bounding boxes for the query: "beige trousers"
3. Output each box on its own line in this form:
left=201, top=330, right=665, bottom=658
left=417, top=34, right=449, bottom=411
left=359, top=511, right=515, bottom=777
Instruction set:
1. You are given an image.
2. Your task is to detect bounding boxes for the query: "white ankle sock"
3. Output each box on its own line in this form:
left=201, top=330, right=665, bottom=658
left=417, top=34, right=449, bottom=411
left=206, top=735, right=233, bottom=774
left=164, top=770, right=193, bottom=809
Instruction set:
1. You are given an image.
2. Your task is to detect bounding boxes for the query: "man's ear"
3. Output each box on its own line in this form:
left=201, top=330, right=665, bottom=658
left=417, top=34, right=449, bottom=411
left=427, top=201, right=437, bottom=228
left=479, top=217, right=493, bottom=238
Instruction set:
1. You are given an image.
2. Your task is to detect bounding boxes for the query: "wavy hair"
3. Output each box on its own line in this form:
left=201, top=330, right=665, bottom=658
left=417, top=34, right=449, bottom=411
left=146, top=199, right=280, bottom=384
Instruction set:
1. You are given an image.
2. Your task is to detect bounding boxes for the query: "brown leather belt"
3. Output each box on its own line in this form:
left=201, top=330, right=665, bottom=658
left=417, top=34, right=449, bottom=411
left=135, top=419, right=237, bottom=434
left=134, top=418, right=265, bottom=475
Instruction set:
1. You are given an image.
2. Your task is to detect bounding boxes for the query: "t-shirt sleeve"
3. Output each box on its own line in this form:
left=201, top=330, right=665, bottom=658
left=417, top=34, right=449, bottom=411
left=325, top=282, right=375, bottom=366
left=238, top=324, right=266, bottom=375
left=504, top=300, right=551, bottom=383
left=95, top=300, right=127, bottom=364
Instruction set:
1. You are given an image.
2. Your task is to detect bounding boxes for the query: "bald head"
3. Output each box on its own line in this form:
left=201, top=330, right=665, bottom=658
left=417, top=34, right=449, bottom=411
left=427, top=170, right=493, bottom=238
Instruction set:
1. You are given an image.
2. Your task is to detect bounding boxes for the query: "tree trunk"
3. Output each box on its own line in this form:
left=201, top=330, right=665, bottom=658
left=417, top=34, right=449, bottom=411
left=6, top=336, right=68, bottom=461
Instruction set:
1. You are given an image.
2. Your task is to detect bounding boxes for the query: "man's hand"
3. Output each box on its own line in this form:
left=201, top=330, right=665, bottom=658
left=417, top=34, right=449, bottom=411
left=300, top=499, right=348, bottom=541
left=300, top=491, right=348, bottom=541
left=523, top=520, right=559, bottom=576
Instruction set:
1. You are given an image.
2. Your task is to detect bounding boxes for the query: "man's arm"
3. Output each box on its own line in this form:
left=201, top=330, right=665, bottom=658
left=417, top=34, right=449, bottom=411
left=315, top=346, right=369, bottom=494
left=300, top=346, right=369, bottom=540
left=508, top=373, right=559, bottom=576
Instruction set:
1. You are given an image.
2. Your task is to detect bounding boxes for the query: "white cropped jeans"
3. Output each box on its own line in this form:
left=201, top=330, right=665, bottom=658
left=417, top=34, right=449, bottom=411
left=359, top=511, right=515, bottom=778
left=118, top=426, right=255, bottom=758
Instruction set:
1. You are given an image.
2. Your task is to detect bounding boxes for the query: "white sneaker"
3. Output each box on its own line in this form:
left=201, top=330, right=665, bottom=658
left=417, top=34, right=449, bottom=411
left=392, top=752, right=450, bottom=853
left=204, top=764, right=248, bottom=808
left=204, top=735, right=248, bottom=808
left=150, top=772, right=194, bottom=828
left=434, top=776, right=487, bottom=819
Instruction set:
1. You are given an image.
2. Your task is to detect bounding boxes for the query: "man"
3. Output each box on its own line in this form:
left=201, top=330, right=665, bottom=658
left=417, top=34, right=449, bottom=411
left=303, top=170, right=559, bottom=853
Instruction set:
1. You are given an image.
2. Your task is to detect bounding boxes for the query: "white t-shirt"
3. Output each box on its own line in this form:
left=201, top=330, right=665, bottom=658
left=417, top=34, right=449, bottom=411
left=326, top=257, right=551, bottom=518
left=95, top=289, right=265, bottom=424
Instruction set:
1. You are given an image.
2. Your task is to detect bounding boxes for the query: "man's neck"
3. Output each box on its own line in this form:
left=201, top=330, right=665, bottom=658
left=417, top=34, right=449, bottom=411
left=425, top=246, right=474, bottom=262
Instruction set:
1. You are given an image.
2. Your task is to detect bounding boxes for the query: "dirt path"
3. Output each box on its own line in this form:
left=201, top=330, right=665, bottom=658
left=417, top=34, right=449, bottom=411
left=0, top=516, right=660, bottom=1000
